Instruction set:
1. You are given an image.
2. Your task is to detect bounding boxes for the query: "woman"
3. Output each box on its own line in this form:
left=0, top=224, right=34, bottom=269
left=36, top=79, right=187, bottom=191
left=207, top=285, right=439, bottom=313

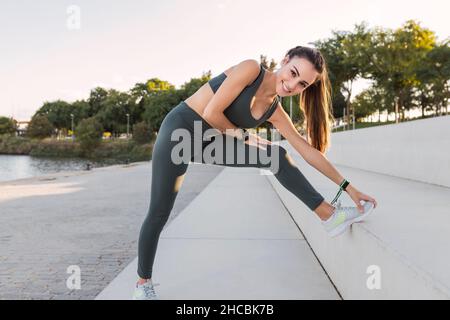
left=132, top=46, right=378, bottom=300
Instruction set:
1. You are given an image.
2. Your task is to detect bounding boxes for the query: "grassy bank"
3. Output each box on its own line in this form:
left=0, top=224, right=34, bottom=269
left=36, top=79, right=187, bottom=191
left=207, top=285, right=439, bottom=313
left=0, top=134, right=154, bottom=163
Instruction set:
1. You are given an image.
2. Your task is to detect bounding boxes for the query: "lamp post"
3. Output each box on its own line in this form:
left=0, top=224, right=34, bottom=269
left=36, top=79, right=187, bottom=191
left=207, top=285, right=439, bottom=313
left=343, top=108, right=346, bottom=131
left=70, top=113, right=74, bottom=141
left=289, top=96, right=292, bottom=119
left=126, top=113, right=130, bottom=139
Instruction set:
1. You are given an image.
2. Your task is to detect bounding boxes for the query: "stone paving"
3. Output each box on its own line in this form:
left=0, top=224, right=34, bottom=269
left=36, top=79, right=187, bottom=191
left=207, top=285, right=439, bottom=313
left=0, top=161, right=223, bottom=300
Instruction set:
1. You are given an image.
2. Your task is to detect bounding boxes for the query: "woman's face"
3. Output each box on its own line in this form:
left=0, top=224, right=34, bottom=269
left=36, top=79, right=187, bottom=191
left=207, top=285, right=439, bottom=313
left=276, top=56, right=319, bottom=97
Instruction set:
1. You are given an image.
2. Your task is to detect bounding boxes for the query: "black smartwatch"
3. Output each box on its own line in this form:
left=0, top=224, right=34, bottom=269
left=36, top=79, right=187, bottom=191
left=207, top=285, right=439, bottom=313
left=341, top=179, right=350, bottom=191
left=330, top=178, right=350, bottom=206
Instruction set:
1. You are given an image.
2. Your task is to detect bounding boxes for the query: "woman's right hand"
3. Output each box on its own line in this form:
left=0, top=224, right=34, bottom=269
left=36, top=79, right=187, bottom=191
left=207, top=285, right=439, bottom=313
left=346, top=184, right=378, bottom=213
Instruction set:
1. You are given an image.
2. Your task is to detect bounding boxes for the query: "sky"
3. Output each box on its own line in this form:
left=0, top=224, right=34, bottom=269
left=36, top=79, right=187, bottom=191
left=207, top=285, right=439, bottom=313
left=1, top=0, right=449, bottom=121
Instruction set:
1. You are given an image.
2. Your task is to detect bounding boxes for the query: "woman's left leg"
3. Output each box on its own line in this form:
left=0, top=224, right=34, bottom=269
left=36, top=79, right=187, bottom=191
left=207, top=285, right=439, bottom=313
left=192, top=134, right=325, bottom=212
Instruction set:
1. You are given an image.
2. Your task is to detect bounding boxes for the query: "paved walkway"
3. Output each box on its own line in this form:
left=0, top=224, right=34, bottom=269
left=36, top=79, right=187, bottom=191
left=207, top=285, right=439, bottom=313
left=96, top=167, right=340, bottom=300
left=0, top=161, right=224, bottom=300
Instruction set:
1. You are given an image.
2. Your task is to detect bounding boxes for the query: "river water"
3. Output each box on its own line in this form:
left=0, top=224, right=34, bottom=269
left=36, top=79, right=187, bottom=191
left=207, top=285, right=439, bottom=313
left=0, top=155, right=120, bottom=183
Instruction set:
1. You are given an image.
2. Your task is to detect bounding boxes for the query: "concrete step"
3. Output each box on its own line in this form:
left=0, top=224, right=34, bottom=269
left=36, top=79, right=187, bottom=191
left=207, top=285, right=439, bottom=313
left=268, top=140, right=450, bottom=299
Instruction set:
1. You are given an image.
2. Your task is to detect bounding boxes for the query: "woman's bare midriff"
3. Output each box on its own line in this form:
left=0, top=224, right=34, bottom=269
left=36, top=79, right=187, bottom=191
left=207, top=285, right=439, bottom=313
left=184, top=66, right=233, bottom=118
left=184, top=63, right=275, bottom=122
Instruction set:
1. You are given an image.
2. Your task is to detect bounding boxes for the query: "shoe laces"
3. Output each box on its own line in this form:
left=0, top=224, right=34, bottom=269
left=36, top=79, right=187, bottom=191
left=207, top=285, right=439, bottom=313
left=333, top=199, right=369, bottom=218
left=332, top=200, right=357, bottom=215
left=332, top=200, right=346, bottom=213
left=140, top=281, right=160, bottom=297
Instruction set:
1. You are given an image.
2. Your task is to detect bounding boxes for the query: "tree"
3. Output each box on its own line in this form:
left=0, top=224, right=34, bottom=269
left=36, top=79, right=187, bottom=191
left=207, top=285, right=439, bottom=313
left=145, top=78, right=174, bottom=92
left=34, top=100, right=72, bottom=130
left=367, top=20, right=436, bottom=122
left=95, top=89, right=133, bottom=135
left=75, top=117, right=104, bottom=154
left=33, top=99, right=90, bottom=138
left=177, top=71, right=211, bottom=101
left=415, top=40, right=450, bottom=116
left=87, top=87, right=109, bottom=117
left=0, top=116, right=17, bottom=135
left=26, top=115, right=55, bottom=139
left=314, top=23, right=372, bottom=126
left=352, top=87, right=389, bottom=121
left=132, top=121, right=155, bottom=145
left=142, top=89, right=182, bottom=132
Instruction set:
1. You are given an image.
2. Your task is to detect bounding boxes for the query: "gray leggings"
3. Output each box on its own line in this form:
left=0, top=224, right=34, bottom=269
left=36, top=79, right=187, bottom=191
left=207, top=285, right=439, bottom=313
left=137, top=101, right=325, bottom=279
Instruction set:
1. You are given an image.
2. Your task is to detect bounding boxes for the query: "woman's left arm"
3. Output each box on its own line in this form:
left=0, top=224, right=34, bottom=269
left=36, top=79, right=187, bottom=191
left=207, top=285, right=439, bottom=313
left=268, top=103, right=377, bottom=211
left=302, top=145, right=378, bottom=211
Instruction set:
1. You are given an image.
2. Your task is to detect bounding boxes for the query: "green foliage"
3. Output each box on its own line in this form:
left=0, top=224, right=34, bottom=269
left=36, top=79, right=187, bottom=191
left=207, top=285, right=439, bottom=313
left=0, top=132, right=153, bottom=163
left=365, top=20, right=437, bottom=119
left=128, top=143, right=153, bottom=162
left=75, top=117, right=104, bottom=154
left=315, top=20, right=446, bottom=122
left=88, top=140, right=152, bottom=162
left=352, top=87, right=388, bottom=120
left=313, top=24, right=372, bottom=118
left=145, top=78, right=174, bottom=91
left=0, top=134, right=34, bottom=154
left=415, top=41, right=450, bottom=115
left=27, top=115, right=55, bottom=139
left=0, top=116, right=17, bottom=135
left=87, top=87, right=109, bottom=117
left=94, top=89, right=133, bottom=134
left=34, top=99, right=89, bottom=135
left=35, top=100, right=71, bottom=129
left=142, top=89, right=182, bottom=131
left=178, top=72, right=211, bottom=100
left=30, top=139, right=82, bottom=157
left=25, top=19, right=448, bottom=145
left=132, top=121, right=155, bottom=145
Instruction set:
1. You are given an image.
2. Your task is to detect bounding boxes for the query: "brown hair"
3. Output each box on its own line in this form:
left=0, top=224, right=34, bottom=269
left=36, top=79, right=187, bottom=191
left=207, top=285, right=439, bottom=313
left=285, top=46, right=334, bottom=154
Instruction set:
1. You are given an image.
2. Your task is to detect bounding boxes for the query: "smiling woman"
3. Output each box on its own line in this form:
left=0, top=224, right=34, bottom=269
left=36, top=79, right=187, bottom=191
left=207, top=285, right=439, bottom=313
left=133, top=45, right=378, bottom=300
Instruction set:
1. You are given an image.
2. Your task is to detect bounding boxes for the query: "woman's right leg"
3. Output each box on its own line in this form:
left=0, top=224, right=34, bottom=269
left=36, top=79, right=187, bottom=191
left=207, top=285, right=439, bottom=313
left=136, top=101, right=213, bottom=281
left=137, top=103, right=192, bottom=280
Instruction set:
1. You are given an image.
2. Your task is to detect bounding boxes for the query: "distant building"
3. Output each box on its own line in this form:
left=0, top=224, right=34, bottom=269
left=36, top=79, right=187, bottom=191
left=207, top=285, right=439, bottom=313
left=16, top=121, right=30, bottom=137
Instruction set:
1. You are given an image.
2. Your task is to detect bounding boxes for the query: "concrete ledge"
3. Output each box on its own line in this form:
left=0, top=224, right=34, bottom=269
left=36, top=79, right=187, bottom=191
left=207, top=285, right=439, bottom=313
left=267, top=140, right=450, bottom=299
left=327, top=115, right=450, bottom=187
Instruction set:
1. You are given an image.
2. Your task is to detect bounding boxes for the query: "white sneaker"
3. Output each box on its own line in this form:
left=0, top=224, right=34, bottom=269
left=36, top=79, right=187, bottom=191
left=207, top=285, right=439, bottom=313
left=322, top=200, right=374, bottom=237
left=132, top=279, right=160, bottom=300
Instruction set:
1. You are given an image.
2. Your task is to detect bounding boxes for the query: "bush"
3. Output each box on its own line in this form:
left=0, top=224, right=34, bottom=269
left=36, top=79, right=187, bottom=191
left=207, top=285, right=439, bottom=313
left=29, top=139, right=82, bottom=158
left=89, top=139, right=153, bottom=162
left=0, top=117, right=17, bottom=135
left=26, top=115, right=55, bottom=139
left=129, top=143, right=153, bottom=162
left=132, top=121, right=155, bottom=144
left=90, top=139, right=132, bottom=159
left=0, top=132, right=153, bottom=162
left=75, top=117, right=104, bottom=155
left=0, top=134, right=34, bottom=154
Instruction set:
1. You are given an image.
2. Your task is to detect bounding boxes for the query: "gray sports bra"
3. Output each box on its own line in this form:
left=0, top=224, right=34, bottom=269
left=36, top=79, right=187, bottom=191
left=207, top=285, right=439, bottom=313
left=207, top=63, right=280, bottom=129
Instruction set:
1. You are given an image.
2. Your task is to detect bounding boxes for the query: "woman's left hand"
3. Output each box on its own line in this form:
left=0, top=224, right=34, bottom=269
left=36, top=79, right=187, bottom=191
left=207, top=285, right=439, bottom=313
left=255, top=135, right=272, bottom=146
left=244, top=133, right=272, bottom=149
left=346, top=185, right=378, bottom=213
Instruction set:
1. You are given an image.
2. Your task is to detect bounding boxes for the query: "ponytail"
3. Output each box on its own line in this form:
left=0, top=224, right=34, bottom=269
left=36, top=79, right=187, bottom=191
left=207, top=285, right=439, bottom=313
left=300, top=67, right=334, bottom=153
